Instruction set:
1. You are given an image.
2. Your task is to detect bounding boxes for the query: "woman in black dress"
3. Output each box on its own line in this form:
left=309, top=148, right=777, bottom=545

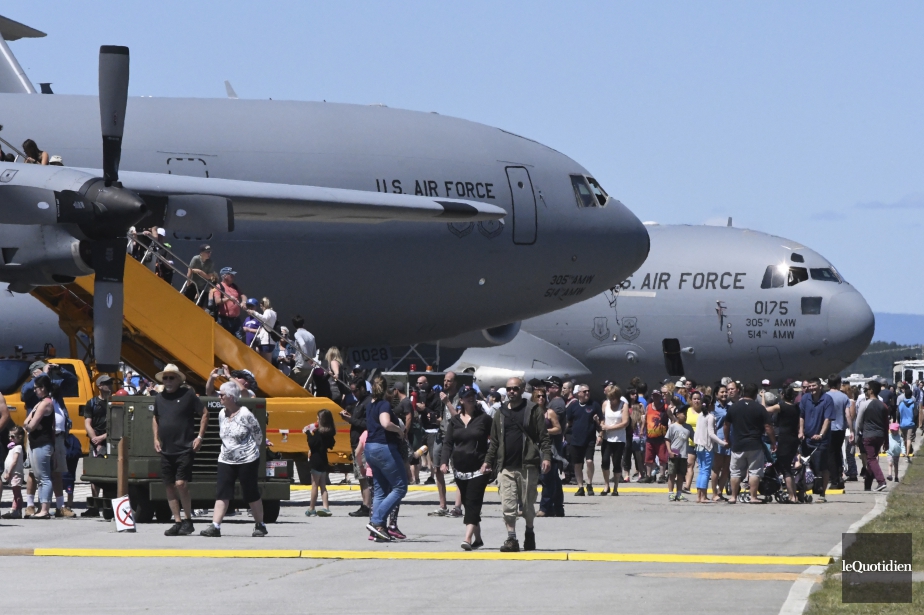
left=769, top=386, right=801, bottom=503
left=439, top=385, right=492, bottom=550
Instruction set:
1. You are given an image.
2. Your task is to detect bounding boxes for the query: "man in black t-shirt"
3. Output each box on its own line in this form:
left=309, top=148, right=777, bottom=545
left=152, top=365, right=207, bottom=536
left=723, top=383, right=776, bottom=503
left=81, top=375, right=114, bottom=518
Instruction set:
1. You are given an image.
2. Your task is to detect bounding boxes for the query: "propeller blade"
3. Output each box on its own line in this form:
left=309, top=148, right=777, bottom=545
left=86, top=238, right=127, bottom=371
left=99, top=45, right=129, bottom=186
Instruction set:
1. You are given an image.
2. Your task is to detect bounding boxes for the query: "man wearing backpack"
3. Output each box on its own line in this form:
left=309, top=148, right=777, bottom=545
left=481, top=377, right=552, bottom=553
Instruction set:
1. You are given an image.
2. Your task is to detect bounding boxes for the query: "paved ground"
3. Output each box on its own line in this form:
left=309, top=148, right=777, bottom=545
left=0, top=457, right=906, bottom=614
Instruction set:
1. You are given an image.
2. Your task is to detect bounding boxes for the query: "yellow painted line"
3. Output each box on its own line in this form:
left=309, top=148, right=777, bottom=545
left=569, top=553, right=832, bottom=566
left=28, top=548, right=831, bottom=565
left=635, top=571, right=822, bottom=582
left=290, top=484, right=845, bottom=496
left=34, top=548, right=301, bottom=558
left=299, top=550, right=567, bottom=561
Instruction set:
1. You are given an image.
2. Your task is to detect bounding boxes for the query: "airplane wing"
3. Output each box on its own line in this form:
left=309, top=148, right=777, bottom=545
left=80, top=168, right=507, bottom=223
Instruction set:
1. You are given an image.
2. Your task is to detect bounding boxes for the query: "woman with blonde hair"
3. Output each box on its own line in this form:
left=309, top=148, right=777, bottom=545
left=247, top=297, right=277, bottom=362
left=598, top=384, right=629, bottom=495
left=324, top=346, right=346, bottom=404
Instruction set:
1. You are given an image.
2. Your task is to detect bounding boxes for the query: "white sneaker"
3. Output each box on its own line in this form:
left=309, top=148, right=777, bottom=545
left=193, top=509, right=210, bottom=517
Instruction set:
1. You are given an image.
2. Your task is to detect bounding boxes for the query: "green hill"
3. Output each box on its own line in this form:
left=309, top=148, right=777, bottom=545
left=841, top=341, right=923, bottom=379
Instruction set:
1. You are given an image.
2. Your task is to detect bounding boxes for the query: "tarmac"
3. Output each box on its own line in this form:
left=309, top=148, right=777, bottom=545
left=0, top=457, right=906, bottom=614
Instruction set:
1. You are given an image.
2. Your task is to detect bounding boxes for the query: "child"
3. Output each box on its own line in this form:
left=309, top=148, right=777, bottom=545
left=887, top=422, right=905, bottom=482
left=1, top=427, right=26, bottom=519
left=666, top=410, right=694, bottom=501
left=303, top=409, right=336, bottom=517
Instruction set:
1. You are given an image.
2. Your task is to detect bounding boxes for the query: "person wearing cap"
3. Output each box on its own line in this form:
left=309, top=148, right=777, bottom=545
left=440, top=385, right=492, bottom=550
left=153, top=364, right=208, bottom=536
left=211, top=267, right=247, bottom=336
left=643, top=389, right=671, bottom=483
left=186, top=244, right=215, bottom=304
left=566, top=384, right=603, bottom=495
left=80, top=374, right=114, bottom=517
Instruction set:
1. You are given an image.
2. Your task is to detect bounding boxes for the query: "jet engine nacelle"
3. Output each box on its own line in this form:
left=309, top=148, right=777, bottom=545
left=438, top=322, right=522, bottom=349
left=0, top=224, right=93, bottom=291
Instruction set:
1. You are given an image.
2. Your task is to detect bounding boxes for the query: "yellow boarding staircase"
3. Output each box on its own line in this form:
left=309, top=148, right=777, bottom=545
left=31, top=255, right=310, bottom=397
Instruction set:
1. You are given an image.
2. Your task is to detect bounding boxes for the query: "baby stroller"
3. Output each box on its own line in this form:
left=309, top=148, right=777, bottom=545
left=738, top=442, right=785, bottom=503
left=792, top=446, right=818, bottom=504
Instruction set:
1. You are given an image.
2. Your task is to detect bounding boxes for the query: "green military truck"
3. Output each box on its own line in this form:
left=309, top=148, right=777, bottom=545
left=82, top=396, right=291, bottom=523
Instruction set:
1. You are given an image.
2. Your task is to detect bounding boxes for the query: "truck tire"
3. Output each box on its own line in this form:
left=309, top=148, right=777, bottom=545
left=263, top=499, right=281, bottom=523
left=129, top=486, right=156, bottom=524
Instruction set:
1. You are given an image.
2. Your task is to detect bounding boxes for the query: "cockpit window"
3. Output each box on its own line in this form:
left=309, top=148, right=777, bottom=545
left=570, top=175, right=597, bottom=208
left=586, top=177, right=608, bottom=206
left=761, top=265, right=810, bottom=288
left=810, top=268, right=840, bottom=283
left=788, top=267, right=808, bottom=286
left=761, top=265, right=786, bottom=289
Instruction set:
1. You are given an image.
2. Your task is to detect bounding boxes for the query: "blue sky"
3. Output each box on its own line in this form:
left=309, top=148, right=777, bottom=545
left=6, top=2, right=923, bottom=313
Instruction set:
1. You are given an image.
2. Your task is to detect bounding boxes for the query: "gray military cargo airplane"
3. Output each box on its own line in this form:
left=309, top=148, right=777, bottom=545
left=0, top=17, right=650, bottom=369
left=450, top=224, right=875, bottom=392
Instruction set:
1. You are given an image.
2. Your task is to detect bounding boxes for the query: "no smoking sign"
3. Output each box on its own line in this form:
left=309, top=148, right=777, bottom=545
left=111, top=495, right=136, bottom=533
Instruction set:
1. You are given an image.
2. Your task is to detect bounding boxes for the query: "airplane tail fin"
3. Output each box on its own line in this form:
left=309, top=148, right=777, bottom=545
left=0, top=15, right=46, bottom=94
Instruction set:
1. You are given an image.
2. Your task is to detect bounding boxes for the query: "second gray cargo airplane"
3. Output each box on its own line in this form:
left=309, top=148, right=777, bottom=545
left=451, top=224, right=875, bottom=391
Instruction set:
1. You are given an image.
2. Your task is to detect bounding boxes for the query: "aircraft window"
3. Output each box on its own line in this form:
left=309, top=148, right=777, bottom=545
left=570, top=175, right=597, bottom=208
left=0, top=360, right=29, bottom=395
left=801, top=297, right=822, bottom=315
left=810, top=268, right=840, bottom=283
left=790, top=253, right=804, bottom=263
left=586, top=177, right=608, bottom=206
left=761, top=265, right=786, bottom=289
left=905, top=370, right=914, bottom=383
left=788, top=267, right=808, bottom=286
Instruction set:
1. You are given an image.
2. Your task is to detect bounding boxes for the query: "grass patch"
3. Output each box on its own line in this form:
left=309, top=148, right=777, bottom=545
left=805, top=460, right=923, bottom=614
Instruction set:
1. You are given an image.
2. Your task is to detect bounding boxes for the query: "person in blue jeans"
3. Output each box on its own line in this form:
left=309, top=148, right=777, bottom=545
left=364, top=375, right=408, bottom=542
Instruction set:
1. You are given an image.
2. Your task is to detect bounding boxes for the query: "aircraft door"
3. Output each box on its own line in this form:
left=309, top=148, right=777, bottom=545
left=166, top=156, right=211, bottom=178
left=662, top=338, right=684, bottom=377
left=506, top=166, right=537, bottom=245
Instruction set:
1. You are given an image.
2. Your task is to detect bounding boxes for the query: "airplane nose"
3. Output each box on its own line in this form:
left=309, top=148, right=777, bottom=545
left=602, top=199, right=650, bottom=282
left=827, top=290, right=875, bottom=365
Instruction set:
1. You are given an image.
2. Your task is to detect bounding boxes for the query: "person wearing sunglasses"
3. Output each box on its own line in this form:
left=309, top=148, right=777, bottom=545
left=481, top=378, right=552, bottom=553
left=153, top=364, right=208, bottom=536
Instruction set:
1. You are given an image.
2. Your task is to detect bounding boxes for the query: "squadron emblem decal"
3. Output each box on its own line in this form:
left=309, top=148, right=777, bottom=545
left=592, top=317, right=610, bottom=341
left=477, top=219, right=504, bottom=239
left=620, top=317, right=640, bottom=341
left=447, top=222, right=474, bottom=238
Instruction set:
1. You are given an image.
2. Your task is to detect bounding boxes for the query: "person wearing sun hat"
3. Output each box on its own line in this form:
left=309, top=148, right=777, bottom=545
left=152, top=364, right=208, bottom=536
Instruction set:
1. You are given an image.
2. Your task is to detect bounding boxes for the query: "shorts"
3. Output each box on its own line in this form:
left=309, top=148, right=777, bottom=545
left=352, top=456, right=366, bottom=481
left=644, top=438, right=669, bottom=465
left=310, top=469, right=327, bottom=479
left=901, top=427, right=916, bottom=442
left=160, top=451, right=195, bottom=484
left=426, top=431, right=442, bottom=467
left=569, top=443, right=595, bottom=465
left=730, top=449, right=765, bottom=479
left=668, top=457, right=687, bottom=477
left=259, top=344, right=275, bottom=354
left=216, top=458, right=261, bottom=503
left=52, top=434, right=67, bottom=473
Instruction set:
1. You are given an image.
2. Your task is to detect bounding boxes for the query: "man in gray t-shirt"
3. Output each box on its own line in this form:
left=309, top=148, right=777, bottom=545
left=186, top=244, right=215, bottom=302
left=825, top=375, right=850, bottom=489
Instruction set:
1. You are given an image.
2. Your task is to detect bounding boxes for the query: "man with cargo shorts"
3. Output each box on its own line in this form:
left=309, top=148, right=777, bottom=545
left=481, top=377, right=552, bottom=552
left=153, top=364, right=207, bottom=536
left=724, top=383, right=775, bottom=504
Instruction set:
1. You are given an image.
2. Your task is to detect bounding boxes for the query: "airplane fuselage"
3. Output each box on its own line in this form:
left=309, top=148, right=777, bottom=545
left=452, top=225, right=875, bottom=392
left=0, top=94, right=649, bottom=347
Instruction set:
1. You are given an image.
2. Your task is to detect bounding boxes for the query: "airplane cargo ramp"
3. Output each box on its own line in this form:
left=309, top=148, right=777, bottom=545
left=31, top=256, right=311, bottom=398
